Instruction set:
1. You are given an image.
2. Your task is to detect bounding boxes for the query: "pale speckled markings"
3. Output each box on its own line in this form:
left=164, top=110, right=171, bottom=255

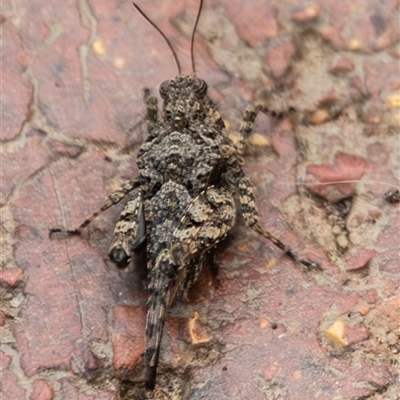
left=171, top=186, right=236, bottom=265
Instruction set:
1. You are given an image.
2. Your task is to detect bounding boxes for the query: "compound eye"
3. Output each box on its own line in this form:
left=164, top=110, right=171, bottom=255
left=159, top=80, right=171, bottom=99
left=193, top=77, right=207, bottom=97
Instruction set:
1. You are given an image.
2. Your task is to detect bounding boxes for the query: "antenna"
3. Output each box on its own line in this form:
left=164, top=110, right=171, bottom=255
left=190, top=0, right=203, bottom=75
left=132, top=2, right=182, bottom=75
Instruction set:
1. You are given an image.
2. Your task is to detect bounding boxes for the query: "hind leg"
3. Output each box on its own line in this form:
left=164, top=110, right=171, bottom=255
left=236, top=170, right=318, bottom=269
left=224, top=105, right=319, bottom=269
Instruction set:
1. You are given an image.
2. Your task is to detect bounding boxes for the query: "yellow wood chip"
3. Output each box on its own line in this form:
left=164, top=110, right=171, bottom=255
left=324, top=319, right=348, bottom=346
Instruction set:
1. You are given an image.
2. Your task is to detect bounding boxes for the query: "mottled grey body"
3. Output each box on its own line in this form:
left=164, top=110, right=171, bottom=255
left=66, top=74, right=272, bottom=389
left=56, top=73, right=316, bottom=390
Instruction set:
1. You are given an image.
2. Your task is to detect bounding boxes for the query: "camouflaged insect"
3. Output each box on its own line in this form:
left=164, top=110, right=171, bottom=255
left=53, top=0, right=316, bottom=391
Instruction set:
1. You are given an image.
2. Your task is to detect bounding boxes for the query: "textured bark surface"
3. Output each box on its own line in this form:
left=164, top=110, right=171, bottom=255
left=1, top=0, right=399, bottom=399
